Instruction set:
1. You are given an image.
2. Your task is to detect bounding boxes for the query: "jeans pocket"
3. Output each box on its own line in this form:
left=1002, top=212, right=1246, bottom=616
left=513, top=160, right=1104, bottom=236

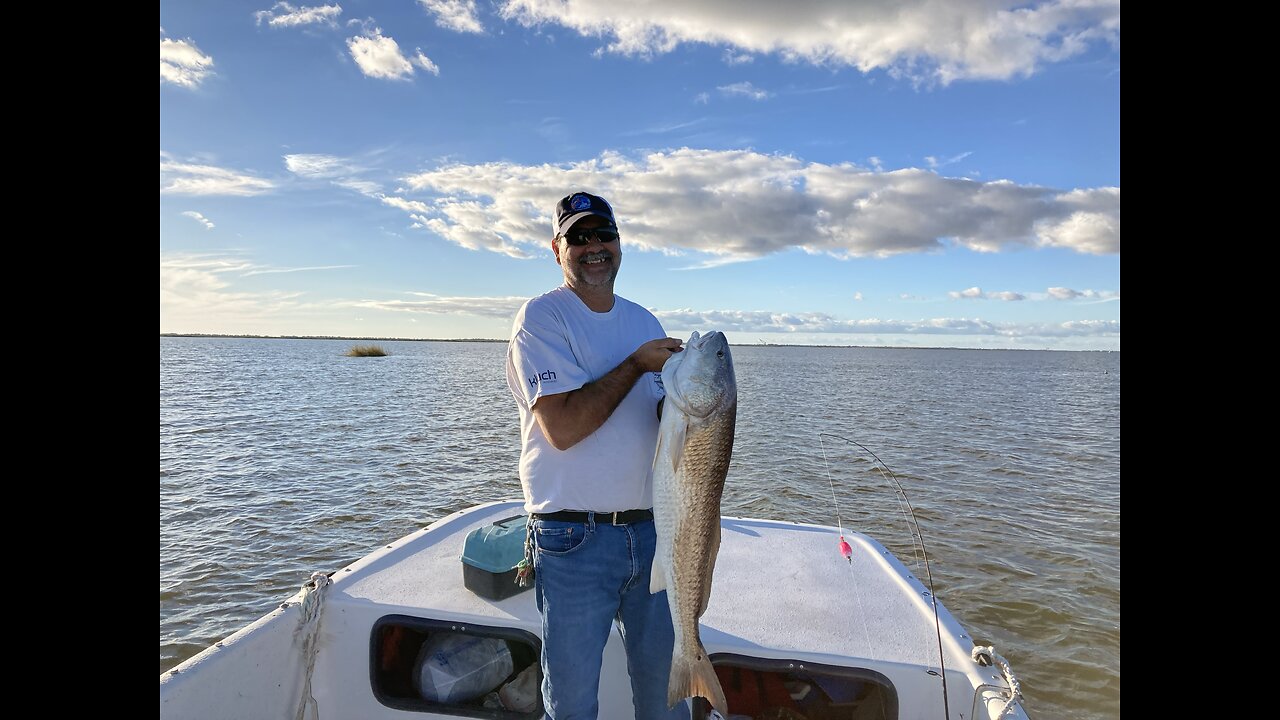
left=533, top=521, right=590, bottom=556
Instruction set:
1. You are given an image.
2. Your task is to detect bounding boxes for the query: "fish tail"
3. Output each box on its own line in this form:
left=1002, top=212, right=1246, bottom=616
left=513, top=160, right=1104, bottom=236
left=668, top=644, right=728, bottom=714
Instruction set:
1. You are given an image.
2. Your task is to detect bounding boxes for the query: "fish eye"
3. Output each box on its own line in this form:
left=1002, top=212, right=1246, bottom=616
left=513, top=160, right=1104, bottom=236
left=716, top=350, right=724, bottom=358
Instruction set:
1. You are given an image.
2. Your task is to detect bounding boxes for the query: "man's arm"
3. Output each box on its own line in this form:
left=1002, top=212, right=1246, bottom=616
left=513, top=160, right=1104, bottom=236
left=533, top=337, right=681, bottom=451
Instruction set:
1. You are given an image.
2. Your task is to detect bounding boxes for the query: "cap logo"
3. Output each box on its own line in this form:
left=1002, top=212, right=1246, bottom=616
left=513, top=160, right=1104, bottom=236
left=570, top=195, right=592, bottom=211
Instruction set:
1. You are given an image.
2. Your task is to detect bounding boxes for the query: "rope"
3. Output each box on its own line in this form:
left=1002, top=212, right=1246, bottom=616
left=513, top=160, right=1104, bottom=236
left=971, top=645, right=1022, bottom=718
left=293, top=572, right=331, bottom=720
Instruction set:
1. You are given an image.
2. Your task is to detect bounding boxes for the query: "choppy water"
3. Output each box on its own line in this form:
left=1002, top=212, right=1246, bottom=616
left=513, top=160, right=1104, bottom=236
left=160, top=337, right=1120, bottom=718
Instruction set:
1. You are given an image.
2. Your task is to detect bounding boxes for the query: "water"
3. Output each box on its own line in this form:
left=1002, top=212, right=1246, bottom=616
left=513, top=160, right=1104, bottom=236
left=160, top=337, right=1120, bottom=718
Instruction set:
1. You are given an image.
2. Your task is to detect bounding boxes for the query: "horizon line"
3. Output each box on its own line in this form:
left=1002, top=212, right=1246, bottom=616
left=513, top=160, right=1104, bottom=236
left=159, top=333, right=1119, bottom=353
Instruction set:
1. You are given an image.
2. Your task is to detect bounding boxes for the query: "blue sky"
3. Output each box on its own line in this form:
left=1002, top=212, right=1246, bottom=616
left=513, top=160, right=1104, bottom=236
left=160, top=0, right=1120, bottom=350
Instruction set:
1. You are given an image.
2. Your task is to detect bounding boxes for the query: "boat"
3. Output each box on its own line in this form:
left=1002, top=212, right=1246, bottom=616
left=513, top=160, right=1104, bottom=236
left=160, top=499, right=1027, bottom=719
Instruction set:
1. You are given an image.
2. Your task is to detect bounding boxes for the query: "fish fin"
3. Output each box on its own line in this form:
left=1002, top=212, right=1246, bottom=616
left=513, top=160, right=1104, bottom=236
left=668, top=644, right=728, bottom=714
left=652, top=408, right=687, bottom=476
left=666, top=418, right=687, bottom=474
left=650, top=553, right=666, bottom=594
left=697, top=522, right=721, bottom=618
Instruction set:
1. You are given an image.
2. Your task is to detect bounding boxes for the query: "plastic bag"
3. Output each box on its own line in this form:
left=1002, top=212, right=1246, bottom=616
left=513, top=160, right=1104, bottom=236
left=499, top=662, right=541, bottom=712
left=413, top=633, right=514, bottom=704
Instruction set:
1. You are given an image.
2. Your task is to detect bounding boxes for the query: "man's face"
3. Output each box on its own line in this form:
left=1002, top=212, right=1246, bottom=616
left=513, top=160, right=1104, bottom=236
left=553, top=215, right=621, bottom=290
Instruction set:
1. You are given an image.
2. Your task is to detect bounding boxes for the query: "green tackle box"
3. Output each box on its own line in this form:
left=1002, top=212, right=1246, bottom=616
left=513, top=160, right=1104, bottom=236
left=461, top=514, right=531, bottom=601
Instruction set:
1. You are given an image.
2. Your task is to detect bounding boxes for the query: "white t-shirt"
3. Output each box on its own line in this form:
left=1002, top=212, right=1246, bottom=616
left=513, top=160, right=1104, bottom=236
left=506, top=285, right=667, bottom=514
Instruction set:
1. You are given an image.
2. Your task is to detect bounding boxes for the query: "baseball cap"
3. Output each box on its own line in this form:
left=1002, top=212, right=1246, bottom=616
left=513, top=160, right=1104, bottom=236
left=554, top=192, right=617, bottom=238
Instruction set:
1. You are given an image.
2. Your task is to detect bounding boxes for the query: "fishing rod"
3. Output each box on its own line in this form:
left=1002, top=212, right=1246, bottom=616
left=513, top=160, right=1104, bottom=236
left=818, top=432, right=951, bottom=720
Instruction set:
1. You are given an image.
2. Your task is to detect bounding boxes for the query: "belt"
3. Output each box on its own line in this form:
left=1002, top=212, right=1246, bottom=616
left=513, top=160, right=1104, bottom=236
left=531, top=509, right=654, bottom=525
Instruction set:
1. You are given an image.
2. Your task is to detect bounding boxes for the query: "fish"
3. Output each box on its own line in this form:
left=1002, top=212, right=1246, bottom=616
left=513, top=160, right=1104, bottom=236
left=650, top=330, right=737, bottom=714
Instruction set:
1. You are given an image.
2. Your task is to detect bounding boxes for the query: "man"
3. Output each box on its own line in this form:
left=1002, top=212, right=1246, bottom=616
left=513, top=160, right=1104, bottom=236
left=505, top=191, right=687, bottom=719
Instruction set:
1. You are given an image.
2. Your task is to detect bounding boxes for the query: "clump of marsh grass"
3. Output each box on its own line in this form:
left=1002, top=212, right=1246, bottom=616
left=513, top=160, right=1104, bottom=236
left=346, top=344, right=387, bottom=357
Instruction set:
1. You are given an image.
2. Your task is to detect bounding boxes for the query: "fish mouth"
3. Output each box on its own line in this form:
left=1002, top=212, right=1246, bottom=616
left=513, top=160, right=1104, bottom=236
left=689, top=331, right=725, bottom=351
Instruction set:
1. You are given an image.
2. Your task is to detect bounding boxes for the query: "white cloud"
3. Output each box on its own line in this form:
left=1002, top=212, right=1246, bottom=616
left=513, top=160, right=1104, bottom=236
left=335, top=178, right=383, bottom=194
left=791, top=84, right=844, bottom=96
left=254, top=2, right=342, bottom=28
left=653, top=308, right=1118, bottom=338
left=499, top=0, right=1120, bottom=84
left=417, top=199, right=538, bottom=259
left=853, top=292, right=863, bottom=301
left=347, top=29, right=428, bottom=80
left=723, top=49, right=754, bottom=65
left=694, top=92, right=710, bottom=104
left=949, top=286, right=1121, bottom=301
left=243, top=264, right=356, bottom=276
left=1035, top=187, right=1120, bottom=254
left=718, top=81, right=772, bottom=100
left=418, top=0, right=484, bottom=33
left=413, top=49, right=441, bottom=75
left=398, top=148, right=1120, bottom=260
left=284, top=153, right=351, bottom=177
left=618, top=118, right=706, bottom=137
left=925, top=151, right=973, bottom=169
left=949, top=287, right=1025, bottom=301
left=160, top=37, right=214, bottom=88
left=381, top=195, right=432, bottom=214
left=355, top=292, right=528, bottom=319
left=160, top=254, right=378, bottom=336
left=182, top=211, right=215, bottom=229
left=284, top=153, right=382, bottom=194
left=161, top=254, right=306, bottom=331
left=161, top=153, right=275, bottom=196
left=1047, top=287, right=1119, bottom=301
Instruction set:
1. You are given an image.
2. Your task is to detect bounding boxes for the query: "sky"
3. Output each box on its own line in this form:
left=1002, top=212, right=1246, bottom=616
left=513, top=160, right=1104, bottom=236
left=160, top=0, right=1120, bottom=350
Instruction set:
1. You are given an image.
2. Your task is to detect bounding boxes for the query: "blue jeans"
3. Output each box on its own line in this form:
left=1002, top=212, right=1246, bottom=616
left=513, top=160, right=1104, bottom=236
left=532, top=515, right=690, bottom=720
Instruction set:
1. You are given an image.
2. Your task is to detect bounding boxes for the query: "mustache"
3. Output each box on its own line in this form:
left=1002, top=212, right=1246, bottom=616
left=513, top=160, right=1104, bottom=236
left=579, top=251, right=613, bottom=264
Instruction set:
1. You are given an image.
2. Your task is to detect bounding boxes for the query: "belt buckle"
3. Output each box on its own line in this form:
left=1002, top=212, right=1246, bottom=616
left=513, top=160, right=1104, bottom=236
left=611, top=511, right=621, bottom=526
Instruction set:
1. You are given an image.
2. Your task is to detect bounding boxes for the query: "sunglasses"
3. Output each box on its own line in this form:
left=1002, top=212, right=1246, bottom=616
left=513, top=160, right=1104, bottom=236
left=563, top=227, right=621, bottom=246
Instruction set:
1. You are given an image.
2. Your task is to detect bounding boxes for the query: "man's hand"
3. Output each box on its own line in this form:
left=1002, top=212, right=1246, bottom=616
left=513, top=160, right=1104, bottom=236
left=631, top=337, right=683, bottom=373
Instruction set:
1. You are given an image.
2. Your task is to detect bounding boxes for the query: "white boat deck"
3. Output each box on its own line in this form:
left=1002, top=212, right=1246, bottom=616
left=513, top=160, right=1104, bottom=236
left=344, top=501, right=967, bottom=669
left=162, top=500, right=1026, bottom=720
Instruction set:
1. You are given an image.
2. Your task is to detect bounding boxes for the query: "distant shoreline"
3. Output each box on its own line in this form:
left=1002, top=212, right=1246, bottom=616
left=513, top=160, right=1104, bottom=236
left=159, top=333, right=1116, bottom=353
left=160, top=333, right=507, bottom=343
